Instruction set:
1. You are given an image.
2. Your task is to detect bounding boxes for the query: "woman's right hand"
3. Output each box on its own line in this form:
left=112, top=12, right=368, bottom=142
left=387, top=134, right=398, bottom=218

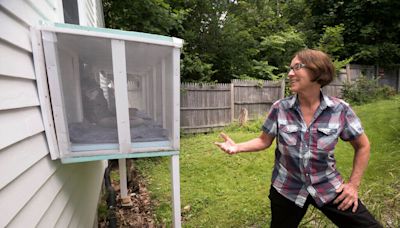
left=214, top=132, right=240, bottom=155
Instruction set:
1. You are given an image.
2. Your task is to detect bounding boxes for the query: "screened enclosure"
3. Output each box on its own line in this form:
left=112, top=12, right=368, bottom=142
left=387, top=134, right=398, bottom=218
left=36, top=23, right=182, bottom=162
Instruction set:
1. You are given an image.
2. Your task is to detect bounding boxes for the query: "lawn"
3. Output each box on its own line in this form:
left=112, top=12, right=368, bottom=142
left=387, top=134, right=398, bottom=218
left=134, top=95, right=400, bottom=227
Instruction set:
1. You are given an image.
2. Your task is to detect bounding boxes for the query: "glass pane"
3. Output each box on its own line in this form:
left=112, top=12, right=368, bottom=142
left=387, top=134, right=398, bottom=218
left=55, top=33, right=119, bottom=148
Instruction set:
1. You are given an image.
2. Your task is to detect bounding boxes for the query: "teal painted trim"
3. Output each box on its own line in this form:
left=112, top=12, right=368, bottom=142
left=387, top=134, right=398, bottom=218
left=132, top=141, right=171, bottom=148
left=61, top=151, right=179, bottom=164
left=71, top=141, right=171, bottom=151
left=72, top=143, right=118, bottom=151
left=53, top=23, right=174, bottom=43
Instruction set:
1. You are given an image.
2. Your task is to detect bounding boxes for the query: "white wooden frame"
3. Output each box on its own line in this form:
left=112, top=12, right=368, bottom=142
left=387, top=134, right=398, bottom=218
left=41, top=30, right=71, bottom=157
left=36, top=23, right=182, bottom=160
left=111, top=39, right=131, bottom=154
left=31, top=28, right=60, bottom=159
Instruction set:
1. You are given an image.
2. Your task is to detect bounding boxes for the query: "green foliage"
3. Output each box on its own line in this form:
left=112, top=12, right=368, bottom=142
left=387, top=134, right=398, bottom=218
left=342, top=76, right=396, bottom=105
left=211, top=14, right=258, bottom=82
left=181, top=52, right=216, bottom=82
left=250, top=60, right=279, bottom=80
left=134, top=96, right=400, bottom=227
left=332, top=57, right=352, bottom=74
left=301, top=0, right=400, bottom=65
left=223, top=117, right=265, bottom=134
left=97, top=201, right=108, bottom=222
left=103, top=0, right=187, bottom=36
left=103, top=0, right=400, bottom=82
left=317, top=24, right=354, bottom=74
left=110, top=170, right=119, bottom=182
left=318, top=24, right=346, bottom=59
left=259, top=28, right=307, bottom=74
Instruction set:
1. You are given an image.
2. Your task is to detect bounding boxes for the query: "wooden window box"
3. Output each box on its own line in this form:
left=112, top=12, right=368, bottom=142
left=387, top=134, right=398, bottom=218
left=32, top=23, right=182, bottom=163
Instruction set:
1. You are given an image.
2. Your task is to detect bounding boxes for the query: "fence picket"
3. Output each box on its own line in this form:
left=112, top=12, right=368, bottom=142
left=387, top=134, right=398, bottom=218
left=180, top=79, right=285, bottom=133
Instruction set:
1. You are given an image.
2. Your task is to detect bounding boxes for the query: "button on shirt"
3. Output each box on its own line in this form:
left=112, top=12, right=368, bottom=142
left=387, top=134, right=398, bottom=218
left=262, top=93, right=364, bottom=207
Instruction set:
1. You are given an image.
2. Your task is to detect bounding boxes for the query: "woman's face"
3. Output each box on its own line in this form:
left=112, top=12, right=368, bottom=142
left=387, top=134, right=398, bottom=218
left=288, top=56, right=319, bottom=93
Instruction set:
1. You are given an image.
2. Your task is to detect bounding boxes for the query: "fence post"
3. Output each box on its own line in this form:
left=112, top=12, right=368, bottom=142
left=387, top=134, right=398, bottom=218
left=280, top=79, right=285, bottom=99
left=230, top=82, right=234, bottom=122
left=397, top=67, right=400, bottom=92
left=346, top=64, right=351, bottom=83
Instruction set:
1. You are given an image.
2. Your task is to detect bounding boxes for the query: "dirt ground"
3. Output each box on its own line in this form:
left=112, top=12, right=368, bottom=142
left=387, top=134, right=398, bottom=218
left=98, top=162, right=165, bottom=228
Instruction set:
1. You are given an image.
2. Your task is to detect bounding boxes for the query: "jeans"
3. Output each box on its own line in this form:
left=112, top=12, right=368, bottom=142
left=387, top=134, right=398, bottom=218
left=269, top=186, right=382, bottom=228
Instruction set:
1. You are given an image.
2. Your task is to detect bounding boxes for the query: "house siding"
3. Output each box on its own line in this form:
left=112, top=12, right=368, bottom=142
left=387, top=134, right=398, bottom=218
left=0, top=1, right=106, bottom=227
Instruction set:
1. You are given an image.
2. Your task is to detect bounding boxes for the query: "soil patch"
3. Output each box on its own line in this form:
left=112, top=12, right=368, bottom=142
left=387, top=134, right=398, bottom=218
left=98, top=161, right=165, bottom=228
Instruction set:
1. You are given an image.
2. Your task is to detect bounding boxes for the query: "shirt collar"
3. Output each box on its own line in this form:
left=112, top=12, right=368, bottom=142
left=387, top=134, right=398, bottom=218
left=288, top=90, right=334, bottom=110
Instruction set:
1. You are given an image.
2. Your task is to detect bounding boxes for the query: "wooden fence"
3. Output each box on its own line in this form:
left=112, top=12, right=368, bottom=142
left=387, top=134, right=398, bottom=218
left=180, top=79, right=285, bottom=133
left=321, top=70, right=346, bottom=98
left=347, top=64, right=400, bottom=92
left=180, top=64, right=399, bottom=133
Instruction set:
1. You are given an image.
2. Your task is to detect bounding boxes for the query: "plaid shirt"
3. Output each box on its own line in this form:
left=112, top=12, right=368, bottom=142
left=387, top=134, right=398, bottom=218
left=262, top=92, right=364, bottom=207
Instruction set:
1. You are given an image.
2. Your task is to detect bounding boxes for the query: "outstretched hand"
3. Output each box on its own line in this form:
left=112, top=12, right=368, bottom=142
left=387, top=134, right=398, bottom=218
left=214, top=132, right=239, bottom=155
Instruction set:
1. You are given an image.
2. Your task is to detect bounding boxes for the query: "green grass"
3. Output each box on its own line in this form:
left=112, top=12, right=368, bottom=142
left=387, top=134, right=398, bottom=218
left=134, top=95, right=400, bottom=227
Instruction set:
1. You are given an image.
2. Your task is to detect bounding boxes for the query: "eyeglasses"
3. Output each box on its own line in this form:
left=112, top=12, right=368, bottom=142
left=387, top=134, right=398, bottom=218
left=288, top=63, right=307, bottom=72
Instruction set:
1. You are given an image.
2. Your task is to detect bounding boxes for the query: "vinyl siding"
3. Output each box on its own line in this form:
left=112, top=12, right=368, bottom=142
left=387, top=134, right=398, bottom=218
left=79, top=0, right=104, bottom=27
left=0, top=1, right=106, bottom=227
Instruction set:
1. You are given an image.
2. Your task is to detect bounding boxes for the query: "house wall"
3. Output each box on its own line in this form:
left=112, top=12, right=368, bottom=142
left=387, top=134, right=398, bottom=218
left=0, top=1, right=106, bottom=227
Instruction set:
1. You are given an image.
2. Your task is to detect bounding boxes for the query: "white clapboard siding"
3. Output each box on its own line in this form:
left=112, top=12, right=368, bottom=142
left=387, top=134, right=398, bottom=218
left=0, top=107, right=44, bottom=150
left=55, top=166, right=93, bottom=227
left=85, top=0, right=96, bottom=26
left=0, top=10, right=32, bottom=52
left=0, top=0, right=58, bottom=25
left=35, top=175, right=76, bottom=227
left=0, top=134, right=48, bottom=190
left=0, top=40, right=36, bottom=79
left=0, top=1, right=106, bottom=227
left=55, top=162, right=104, bottom=228
left=0, top=77, right=40, bottom=110
left=0, top=156, right=59, bottom=227
left=79, top=0, right=104, bottom=27
left=36, top=162, right=105, bottom=228
left=5, top=163, right=70, bottom=228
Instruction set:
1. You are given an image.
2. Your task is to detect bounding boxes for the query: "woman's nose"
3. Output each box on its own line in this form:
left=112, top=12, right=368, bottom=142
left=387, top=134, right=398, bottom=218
left=288, top=69, right=295, bottom=77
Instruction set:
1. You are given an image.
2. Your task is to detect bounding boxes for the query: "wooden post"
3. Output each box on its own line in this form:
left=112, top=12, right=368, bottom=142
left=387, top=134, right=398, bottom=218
left=346, top=64, right=351, bottom=83
left=280, top=79, right=285, bottom=99
left=112, top=39, right=132, bottom=206
left=230, top=83, right=234, bottom=122
left=118, top=159, right=132, bottom=206
left=161, top=59, right=166, bottom=128
left=170, top=155, right=181, bottom=228
left=397, top=67, right=400, bottom=92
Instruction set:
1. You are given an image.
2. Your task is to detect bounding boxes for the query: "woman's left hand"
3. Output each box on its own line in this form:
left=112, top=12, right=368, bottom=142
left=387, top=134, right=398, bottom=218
left=333, top=182, right=359, bottom=213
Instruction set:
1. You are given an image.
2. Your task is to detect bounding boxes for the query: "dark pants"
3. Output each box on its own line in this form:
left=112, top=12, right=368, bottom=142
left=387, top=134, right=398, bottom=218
left=269, top=186, right=382, bottom=228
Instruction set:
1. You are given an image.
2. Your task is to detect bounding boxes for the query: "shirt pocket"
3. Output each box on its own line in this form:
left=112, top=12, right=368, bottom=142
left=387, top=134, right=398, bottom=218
left=278, top=124, right=300, bottom=146
left=316, top=127, right=339, bottom=151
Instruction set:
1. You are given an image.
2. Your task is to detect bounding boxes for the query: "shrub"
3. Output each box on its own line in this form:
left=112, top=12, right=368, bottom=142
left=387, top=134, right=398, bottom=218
left=342, top=76, right=396, bottom=105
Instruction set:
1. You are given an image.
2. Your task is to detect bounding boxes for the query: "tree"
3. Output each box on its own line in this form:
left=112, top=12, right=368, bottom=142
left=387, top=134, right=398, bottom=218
left=298, top=0, right=400, bottom=66
left=103, top=0, right=400, bottom=82
left=258, top=28, right=306, bottom=76
left=103, top=0, right=186, bottom=36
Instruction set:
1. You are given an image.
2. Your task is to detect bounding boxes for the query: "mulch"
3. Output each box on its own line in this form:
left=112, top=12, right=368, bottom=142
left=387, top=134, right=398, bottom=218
left=98, top=163, right=166, bottom=228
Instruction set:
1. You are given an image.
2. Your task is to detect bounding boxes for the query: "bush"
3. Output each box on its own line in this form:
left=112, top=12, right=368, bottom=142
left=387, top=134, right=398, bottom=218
left=342, top=76, right=396, bottom=105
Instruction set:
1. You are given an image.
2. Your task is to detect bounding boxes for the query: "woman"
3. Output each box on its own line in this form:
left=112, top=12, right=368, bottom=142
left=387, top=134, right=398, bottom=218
left=215, top=49, right=381, bottom=227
